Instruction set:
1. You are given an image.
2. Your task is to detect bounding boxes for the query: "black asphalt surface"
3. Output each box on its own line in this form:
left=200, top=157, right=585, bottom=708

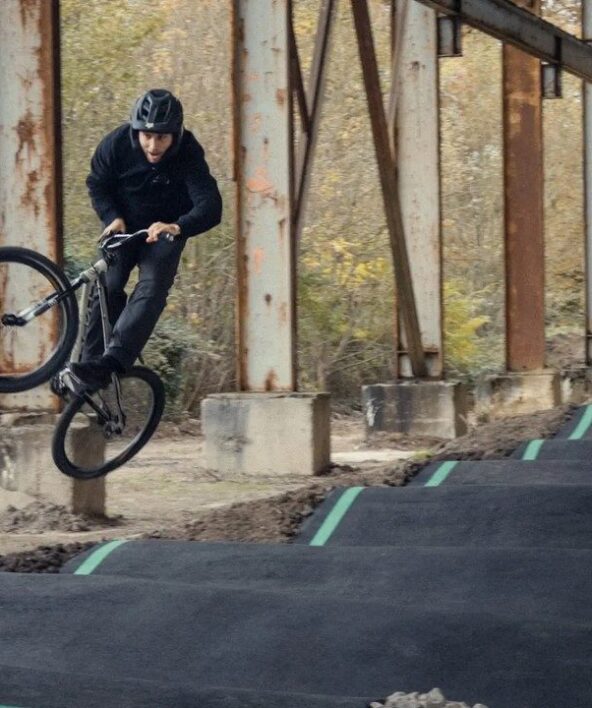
left=410, top=459, right=592, bottom=485
left=0, top=573, right=591, bottom=707
left=2, top=404, right=592, bottom=707
left=553, top=403, right=592, bottom=439
left=512, top=438, right=592, bottom=459
left=296, top=484, right=592, bottom=548
left=64, top=541, right=592, bottom=623
left=0, top=663, right=367, bottom=708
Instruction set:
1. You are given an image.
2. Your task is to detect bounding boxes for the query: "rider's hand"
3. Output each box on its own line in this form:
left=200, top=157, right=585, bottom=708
left=101, top=218, right=126, bottom=238
left=146, top=222, right=181, bottom=243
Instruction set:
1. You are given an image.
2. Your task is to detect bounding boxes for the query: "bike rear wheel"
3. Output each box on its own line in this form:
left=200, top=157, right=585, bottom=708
left=52, top=366, right=165, bottom=479
left=0, top=247, right=78, bottom=393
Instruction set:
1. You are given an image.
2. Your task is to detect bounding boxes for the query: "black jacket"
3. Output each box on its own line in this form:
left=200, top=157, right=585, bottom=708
left=86, top=124, right=222, bottom=237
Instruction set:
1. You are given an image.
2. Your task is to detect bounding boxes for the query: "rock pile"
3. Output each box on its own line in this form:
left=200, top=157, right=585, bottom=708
left=369, top=687, right=488, bottom=708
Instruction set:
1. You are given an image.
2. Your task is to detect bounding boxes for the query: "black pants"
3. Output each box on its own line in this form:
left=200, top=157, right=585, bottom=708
left=82, top=235, right=187, bottom=369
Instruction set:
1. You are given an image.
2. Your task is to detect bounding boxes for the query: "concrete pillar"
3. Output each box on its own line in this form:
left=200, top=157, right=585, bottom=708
left=0, top=0, right=63, bottom=412
left=362, top=381, right=467, bottom=440
left=203, top=0, right=330, bottom=474
left=202, top=393, right=330, bottom=476
left=0, top=413, right=105, bottom=515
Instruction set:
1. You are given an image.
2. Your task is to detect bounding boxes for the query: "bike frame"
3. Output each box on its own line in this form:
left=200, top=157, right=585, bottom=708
left=5, top=229, right=171, bottom=421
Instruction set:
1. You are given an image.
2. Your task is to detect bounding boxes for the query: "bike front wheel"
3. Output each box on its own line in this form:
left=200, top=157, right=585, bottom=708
left=52, top=366, right=165, bottom=479
left=0, top=247, right=78, bottom=393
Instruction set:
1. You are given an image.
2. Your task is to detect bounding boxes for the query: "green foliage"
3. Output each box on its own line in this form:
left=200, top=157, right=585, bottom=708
left=444, top=279, right=501, bottom=378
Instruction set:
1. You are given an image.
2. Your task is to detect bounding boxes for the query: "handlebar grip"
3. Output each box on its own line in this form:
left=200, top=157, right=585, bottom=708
left=161, top=232, right=178, bottom=242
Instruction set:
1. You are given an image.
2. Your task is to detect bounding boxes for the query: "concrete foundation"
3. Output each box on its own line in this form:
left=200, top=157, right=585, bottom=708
left=558, top=367, right=592, bottom=405
left=0, top=413, right=105, bottom=515
left=474, top=369, right=561, bottom=421
left=362, top=381, right=468, bottom=439
left=202, top=393, right=331, bottom=476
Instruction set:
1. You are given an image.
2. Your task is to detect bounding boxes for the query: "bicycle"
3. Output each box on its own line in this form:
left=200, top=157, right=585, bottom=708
left=0, top=230, right=167, bottom=479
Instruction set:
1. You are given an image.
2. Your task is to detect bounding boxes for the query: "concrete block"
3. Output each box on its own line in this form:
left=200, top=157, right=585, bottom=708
left=362, top=381, right=468, bottom=439
left=202, top=393, right=331, bottom=476
left=558, top=367, right=592, bottom=405
left=474, top=369, right=561, bottom=420
left=0, top=414, right=105, bottom=515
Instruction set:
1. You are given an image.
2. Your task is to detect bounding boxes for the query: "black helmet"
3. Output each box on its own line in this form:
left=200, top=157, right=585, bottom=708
left=130, top=89, right=183, bottom=134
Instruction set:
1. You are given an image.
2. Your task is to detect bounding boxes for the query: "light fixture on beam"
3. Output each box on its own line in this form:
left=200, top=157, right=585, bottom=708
left=542, top=63, right=562, bottom=99
left=437, top=15, right=462, bottom=57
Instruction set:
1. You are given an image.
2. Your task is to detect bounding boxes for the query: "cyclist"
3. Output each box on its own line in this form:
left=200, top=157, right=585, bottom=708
left=71, top=88, right=222, bottom=390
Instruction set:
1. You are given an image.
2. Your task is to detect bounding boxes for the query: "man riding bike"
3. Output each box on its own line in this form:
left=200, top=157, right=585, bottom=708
left=71, top=88, right=222, bottom=390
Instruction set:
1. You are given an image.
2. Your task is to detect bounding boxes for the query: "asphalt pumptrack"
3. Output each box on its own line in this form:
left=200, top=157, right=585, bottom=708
left=2, top=408, right=592, bottom=707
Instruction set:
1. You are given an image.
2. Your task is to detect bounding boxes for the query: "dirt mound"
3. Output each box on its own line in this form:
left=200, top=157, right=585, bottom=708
left=0, top=541, right=94, bottom=573
left=0, top=403, right=577, bottom=569
left=147, top=405, right=574, bottom=544
left=0, top=501, right=121, bottom=534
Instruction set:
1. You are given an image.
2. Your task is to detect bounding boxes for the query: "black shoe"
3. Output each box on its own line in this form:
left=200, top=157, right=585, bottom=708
left=70, top=359, right=115, bottom=391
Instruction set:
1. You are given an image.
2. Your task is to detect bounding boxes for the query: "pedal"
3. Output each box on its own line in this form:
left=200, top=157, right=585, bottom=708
left=54, top=365, right=87, bottom=398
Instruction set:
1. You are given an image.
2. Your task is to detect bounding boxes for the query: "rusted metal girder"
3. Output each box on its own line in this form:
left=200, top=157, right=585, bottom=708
left=414, top=0, right=592, bottom=82
left=351, top=0, right=427, bottom=378
left=291, top=0, right=336, bottom=242
left=232, top=0, right=296, bottom=391
left=584, top=0, right=592, bottom=363
left=0, top=0, right=62, bottom=411
left=503, top=0, right=545, bottom=371
left=390, top=0, right=442, bottom=379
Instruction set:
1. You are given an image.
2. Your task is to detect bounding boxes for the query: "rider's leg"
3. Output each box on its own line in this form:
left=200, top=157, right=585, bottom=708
left=103, top=236, right=186, bottom=370
left=81, top=244, right=138, bottom=362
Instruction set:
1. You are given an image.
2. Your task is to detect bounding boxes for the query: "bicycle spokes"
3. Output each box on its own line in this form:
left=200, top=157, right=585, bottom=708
left=63, top=373, right=156, bottom=469
left=0, top=259, right=63, bottom=377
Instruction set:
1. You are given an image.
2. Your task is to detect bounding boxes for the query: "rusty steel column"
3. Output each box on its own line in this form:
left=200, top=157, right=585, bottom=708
left=503, top=0, right=545, bottom=371
left=393, top=0, right=442, bottom=378
left=0, top=0, right=63, bottom=410
left=232, top=0, right=296, bottom=391
left=584, top=0, right=592, bottom=363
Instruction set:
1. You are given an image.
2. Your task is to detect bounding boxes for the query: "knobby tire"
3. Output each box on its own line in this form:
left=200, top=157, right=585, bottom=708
left=0, top=247, right=78, bottom=393
left=52, top=366, right=165, bottom=479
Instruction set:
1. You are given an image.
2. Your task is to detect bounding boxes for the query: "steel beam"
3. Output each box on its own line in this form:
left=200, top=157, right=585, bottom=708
left=413, top=0, right=592, bottom=82
left=0, top=0, right=62, bottom=411
left=232, top=0, right=296, bottom=391
left=393, top=1, right=443, bottom=378
left=292, top=0, right=336, bottom=242
left=584, top=0, right=592, bottom=363
left=351, top=0, right=428, bottom=378
left=503, top=0, right=545, bottom=371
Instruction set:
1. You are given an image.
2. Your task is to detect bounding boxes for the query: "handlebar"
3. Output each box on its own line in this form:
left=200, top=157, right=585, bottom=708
left=101, top=229, right=178, bottom=253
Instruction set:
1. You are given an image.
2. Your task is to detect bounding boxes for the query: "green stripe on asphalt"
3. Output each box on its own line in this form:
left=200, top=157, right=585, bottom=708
left=522, top=439, right=544, bottom=460
left=424, top=460, right=458, bottom=487
left=568, top=405, right=592, bottom=440
left=309, top=487, right=364, bottom=547
left=73, top=539, right=128, bottom=576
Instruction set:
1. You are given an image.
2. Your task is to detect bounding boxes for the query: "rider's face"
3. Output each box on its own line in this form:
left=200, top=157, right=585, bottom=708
left=138, top=131, right=174, bottom=164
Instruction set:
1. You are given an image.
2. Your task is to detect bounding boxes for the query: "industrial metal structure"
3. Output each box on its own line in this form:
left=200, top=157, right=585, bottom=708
left=2, top=0, right=592, bottom=441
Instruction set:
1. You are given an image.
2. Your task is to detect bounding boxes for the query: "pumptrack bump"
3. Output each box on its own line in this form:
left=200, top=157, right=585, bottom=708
left=0, top=573, right=591, bottom=706
left=296, top=484, right=592, bottom=548
left=4, top=403, right=592, bottom=707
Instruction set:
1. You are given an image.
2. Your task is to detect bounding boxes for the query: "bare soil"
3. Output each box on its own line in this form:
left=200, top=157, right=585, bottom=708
left=0, top=404, right=576, bottom=572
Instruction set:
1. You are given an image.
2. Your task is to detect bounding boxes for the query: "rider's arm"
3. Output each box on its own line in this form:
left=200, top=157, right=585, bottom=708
left=174, top=136, right=223, bottom=238
left=86, top=133, right=124, bottom=228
